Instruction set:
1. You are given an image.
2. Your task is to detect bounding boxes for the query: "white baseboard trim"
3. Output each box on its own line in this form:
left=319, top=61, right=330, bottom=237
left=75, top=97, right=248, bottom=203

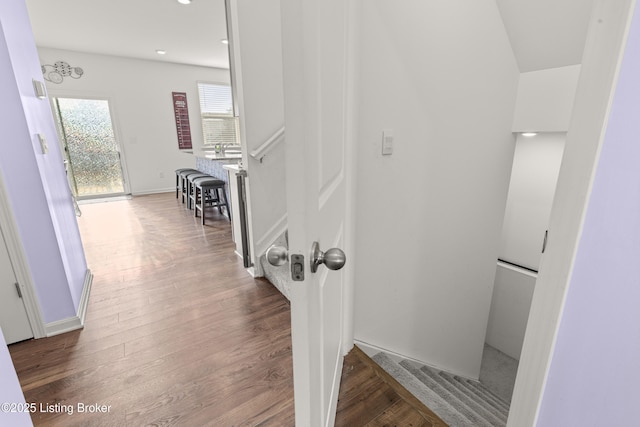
left=245, top=266, right=257, bottom=278
left=45, top=269, right=93, bottom=337
left=131, top=188, right=174, bottom=196
left=234, top=250, right=259, bottom=277
left=354, top=339, right=477, bottom=381
left=45, top=316, right=83, bottom=337
left=254, top=213, right=288, bottom=259
left=354, top=340, right=384, bottom=358
left=252, top=259, right=264, bottom=277
left=78, top=269, right=93, bottom=326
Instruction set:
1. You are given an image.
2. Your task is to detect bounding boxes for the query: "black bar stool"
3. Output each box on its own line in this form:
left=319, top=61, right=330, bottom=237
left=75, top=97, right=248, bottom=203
left=178, top=171, right=208, bottom=205
left=175, top=168, right=198, bottom=200
left=185, top=172, right=211, bottom=209
left=190, top=177, right=229, bottom=225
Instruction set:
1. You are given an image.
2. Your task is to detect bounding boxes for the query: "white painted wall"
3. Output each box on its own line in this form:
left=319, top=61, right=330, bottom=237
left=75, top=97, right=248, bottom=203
left=499, top=132, right=565, bottom=270
left=1, top=1, right=86, bottom=328
left=37, top=48, right=231, bottom=195
left=495, top=0, right=593, bottom=73
left=488, top=134, right=565, bottom=361
left=487, top=68, right=579, bottom=361
left=485, top=263, right=536, bottom=360
left=228, top=0, right=287, bottom=261
left=513, top=65, right=581, bottom=132
left=353, top=0, right=519, bottom=379
left=509, top=0, right=636, bottom=423
left=486, top=134, right=566, bottom=360
left=537, top=3, right=640, bottom=423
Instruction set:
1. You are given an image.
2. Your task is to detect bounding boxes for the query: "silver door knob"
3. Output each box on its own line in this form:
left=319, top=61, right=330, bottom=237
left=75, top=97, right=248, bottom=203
left=266, top=245, right=288, bottom=266
left=311, top=241, right=346, bottom=273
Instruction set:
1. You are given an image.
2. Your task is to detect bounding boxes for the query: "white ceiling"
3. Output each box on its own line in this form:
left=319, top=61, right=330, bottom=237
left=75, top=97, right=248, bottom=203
left=24, top=0, right=594, bottom=73
left=25, top=0, right=230, bottom=69
left=495, top=0, right=595, bottom=72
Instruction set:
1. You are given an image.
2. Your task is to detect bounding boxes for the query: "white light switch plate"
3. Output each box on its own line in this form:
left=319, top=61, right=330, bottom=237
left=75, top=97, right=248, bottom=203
left=382, top=129, right=393, bottom=155
left=32, top=79, right=47, bottom=99
left=37, top=134, right=48, bottom=154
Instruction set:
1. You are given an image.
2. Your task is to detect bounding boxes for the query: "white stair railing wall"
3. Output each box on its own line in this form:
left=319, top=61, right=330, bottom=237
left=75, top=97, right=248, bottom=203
left=226, top=0, right=288, bottom=276
left=249, top=126, right=285, bottom=163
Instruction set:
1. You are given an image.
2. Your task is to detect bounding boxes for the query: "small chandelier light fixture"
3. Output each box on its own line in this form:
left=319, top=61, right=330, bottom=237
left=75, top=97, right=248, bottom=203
left=41, top=61, right=83, bottom=84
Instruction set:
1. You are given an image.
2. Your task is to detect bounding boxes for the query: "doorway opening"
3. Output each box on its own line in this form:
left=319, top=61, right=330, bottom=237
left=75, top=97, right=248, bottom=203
left=0, top=223, right=33, bottom=344
left=52, top=97, right=128, bottom=200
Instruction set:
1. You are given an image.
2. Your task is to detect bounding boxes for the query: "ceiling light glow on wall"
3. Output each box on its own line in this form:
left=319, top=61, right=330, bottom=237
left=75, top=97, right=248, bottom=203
left=521, top=132, right=537, bottom=137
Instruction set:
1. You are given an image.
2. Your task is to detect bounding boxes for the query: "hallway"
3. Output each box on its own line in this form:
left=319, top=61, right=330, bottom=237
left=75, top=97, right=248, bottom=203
left=9, top=193, right=294, bottom=426
left=8, top=193, right=441, bottom=426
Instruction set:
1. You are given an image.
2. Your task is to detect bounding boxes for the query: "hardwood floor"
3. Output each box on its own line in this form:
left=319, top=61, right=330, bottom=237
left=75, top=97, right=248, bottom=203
left=336, top=347, right=446, bottom=427
left=8, top=193, right=444, bottom=426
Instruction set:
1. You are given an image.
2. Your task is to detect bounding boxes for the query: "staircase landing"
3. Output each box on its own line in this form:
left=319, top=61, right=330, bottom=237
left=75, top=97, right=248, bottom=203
left=371, top=346, right=516, bottom=427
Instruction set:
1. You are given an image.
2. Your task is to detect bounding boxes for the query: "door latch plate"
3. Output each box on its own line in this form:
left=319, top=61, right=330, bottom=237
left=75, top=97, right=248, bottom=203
left=291, top=254, right=304, bottom=281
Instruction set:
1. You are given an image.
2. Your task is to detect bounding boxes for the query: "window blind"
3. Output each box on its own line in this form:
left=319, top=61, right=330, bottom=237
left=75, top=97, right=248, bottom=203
left=197, top=83, right=238, bottom=146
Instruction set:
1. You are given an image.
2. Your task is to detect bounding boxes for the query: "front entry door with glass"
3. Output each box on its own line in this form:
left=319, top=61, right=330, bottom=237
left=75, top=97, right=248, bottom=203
left=53, top=98, right=127, bottom=199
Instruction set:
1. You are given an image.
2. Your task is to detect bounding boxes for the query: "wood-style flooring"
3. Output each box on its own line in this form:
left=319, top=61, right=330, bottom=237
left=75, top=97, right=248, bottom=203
left=336, top=346, right=446, bottom=426
left=8, top=193, right=444, bottom=426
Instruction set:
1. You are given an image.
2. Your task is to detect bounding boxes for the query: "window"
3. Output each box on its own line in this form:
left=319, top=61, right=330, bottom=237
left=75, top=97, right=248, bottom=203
left=197, top=82, right=239, bottom=147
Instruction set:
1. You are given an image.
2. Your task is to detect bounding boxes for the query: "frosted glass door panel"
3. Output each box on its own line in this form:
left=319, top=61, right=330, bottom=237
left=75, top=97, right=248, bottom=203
left=55, top=98, right=125, bottom=198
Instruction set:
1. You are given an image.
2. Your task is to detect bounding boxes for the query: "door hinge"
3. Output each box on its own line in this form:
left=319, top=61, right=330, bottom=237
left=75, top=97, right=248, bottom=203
left=14, top=282, right=23, bottom=299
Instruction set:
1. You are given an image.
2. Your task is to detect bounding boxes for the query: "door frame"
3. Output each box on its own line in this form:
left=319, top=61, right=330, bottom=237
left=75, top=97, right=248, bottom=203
left=341, top=0, right=360, bottom=354
left=509, top=0, right=636, bottom=424
left=48, top=93, right=132, bottom=198
left=0, top=173, right=46, bottom=339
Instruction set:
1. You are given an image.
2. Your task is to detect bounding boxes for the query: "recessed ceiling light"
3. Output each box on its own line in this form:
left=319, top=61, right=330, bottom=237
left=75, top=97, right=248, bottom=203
left=156, top=50, right=166, bottom=55
left=177, top=0, right=192, bottom=4
left=221, top=39, right=229, bottom=45
left=521, top=132, right=537, bottom=137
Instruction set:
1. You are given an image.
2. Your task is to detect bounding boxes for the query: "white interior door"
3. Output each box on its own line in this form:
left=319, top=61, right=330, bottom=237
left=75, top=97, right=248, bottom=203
left=280, top=0, right=355, bottom=425
left=0, top=225, right=33, bottom=344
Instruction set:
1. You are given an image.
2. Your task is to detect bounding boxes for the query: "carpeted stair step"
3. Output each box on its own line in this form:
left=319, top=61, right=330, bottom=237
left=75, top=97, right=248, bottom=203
left=455, top=376, right=511, bottom=414
left=421, top=363, right=508, bottom=425
left=372, top=351, right=512, bottom=427
left=432, top=370, right=509, bottom=422
left=260, top=255, right=291, bottom=300
left=427, top=368, right=509, bottom=419
left=372, top=353, right=491, bottom=427
left=400, top=360, right=504, bottom=427
left=259, top=231, right=291, bottom=300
